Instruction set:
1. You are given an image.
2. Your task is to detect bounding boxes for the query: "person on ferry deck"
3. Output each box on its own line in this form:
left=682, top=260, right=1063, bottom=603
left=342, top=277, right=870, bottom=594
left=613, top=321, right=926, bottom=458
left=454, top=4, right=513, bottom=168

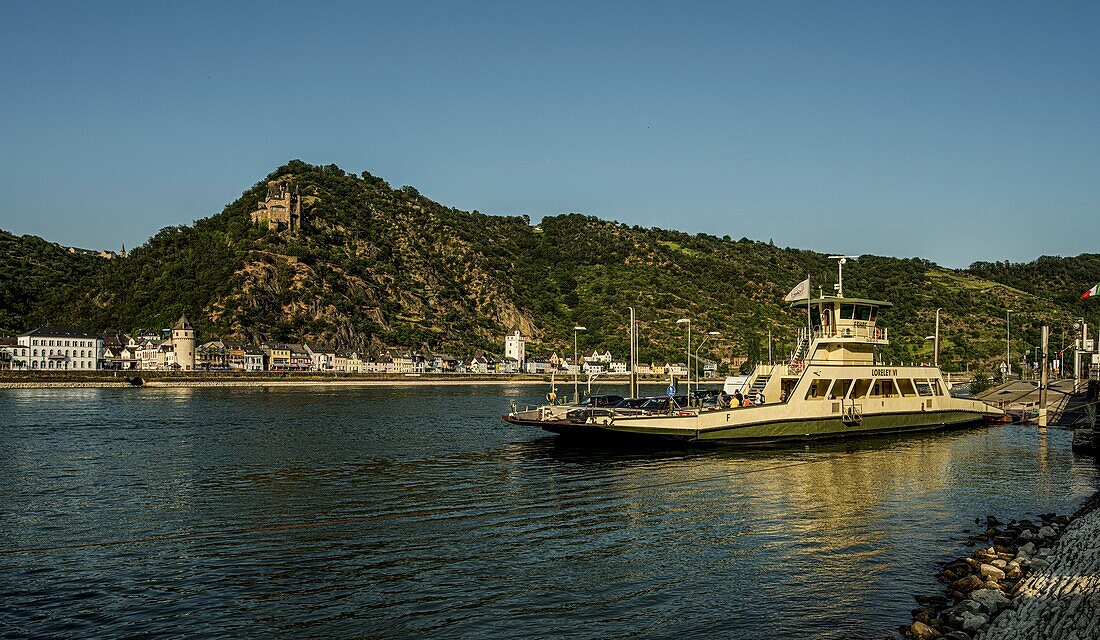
left=733, top=390, right=744, bottom=407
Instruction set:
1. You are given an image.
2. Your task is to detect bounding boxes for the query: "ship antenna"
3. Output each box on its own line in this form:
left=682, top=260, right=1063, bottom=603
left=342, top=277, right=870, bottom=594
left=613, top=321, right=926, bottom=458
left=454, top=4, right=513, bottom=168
left=827, top=255, right=858, bottom=297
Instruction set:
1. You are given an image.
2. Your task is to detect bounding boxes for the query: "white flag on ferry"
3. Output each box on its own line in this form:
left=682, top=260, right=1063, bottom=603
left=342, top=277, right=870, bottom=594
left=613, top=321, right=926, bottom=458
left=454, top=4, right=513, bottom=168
left=784, top=277, right=810, bottom=302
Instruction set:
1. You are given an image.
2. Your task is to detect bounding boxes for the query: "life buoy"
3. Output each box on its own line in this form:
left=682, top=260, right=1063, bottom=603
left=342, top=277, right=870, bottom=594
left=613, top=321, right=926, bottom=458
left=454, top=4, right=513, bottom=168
left=790, top=359, right=804, bottom=374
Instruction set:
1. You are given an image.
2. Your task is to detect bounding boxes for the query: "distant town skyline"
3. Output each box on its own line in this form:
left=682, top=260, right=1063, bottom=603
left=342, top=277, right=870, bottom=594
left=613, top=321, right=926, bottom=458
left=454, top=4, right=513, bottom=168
left=1, top=1, right=1098, bottom=268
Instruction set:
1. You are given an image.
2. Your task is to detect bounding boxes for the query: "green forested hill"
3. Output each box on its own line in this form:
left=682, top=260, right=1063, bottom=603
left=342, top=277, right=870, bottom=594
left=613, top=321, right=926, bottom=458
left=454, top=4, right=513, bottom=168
left=0, top=230, right=106, bottom=333
left=969, top=255, right=1100, bottom=315
left=3, top=160, right=1095, bottom=374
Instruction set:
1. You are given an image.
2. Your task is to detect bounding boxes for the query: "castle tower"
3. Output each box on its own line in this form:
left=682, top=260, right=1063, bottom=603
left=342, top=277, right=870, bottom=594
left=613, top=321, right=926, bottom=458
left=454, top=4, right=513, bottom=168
left=504, top=329, right=525, bottom=366
left=172, top=313, right=195, bottom=371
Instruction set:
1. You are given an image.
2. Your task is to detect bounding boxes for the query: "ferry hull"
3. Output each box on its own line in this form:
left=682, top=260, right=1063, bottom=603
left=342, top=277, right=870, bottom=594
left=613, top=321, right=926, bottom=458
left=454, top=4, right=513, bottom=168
left=511, top=409, right=992, bottom=445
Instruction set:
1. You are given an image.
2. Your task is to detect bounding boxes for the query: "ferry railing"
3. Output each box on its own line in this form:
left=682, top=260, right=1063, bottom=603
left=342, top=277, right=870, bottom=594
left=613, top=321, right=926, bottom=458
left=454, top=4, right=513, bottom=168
left=797, top=326, right=888, bottom=344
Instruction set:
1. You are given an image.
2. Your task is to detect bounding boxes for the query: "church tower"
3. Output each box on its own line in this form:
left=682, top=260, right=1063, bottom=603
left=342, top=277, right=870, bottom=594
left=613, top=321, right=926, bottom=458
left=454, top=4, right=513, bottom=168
left=172, top=314, right=195, bottom=371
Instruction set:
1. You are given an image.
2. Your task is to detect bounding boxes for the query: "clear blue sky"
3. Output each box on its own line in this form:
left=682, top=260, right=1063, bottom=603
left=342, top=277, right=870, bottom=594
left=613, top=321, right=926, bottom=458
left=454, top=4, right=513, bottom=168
left=1, top=1, right=1097, bottom=268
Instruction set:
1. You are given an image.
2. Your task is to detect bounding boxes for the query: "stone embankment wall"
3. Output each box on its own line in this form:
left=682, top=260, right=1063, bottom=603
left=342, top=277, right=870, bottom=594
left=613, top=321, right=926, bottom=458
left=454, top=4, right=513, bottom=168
left=975, top=500, right=1100, bottom=639
left=907, top=514, right=1072, bottom=640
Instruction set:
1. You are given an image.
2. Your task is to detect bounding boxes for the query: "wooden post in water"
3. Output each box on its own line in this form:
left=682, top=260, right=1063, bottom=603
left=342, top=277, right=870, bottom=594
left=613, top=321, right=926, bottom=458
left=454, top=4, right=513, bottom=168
left=1039, top=325, right=1049, bottom=427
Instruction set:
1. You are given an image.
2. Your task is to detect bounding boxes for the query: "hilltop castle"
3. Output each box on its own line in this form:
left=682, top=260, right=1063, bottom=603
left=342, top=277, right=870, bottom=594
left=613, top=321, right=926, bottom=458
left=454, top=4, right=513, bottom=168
left=250, top=181, right=302, bottom=233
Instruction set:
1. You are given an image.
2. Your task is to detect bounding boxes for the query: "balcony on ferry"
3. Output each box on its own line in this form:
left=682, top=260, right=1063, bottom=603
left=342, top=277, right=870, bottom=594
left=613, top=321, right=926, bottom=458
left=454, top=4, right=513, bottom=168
left=794, top=298, right=891, bottom=345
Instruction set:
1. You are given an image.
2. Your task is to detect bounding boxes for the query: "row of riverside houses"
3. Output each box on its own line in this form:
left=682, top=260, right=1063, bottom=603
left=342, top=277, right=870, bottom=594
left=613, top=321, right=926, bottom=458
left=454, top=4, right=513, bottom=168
left=0, top=316, right=198, bottom=372
left=0, top=322, right=719, bottom=377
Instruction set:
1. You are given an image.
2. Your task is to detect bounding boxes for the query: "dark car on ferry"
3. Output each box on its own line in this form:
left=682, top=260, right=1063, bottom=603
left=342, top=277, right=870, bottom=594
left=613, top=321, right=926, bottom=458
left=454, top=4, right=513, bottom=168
left=605, top=395, right=692, bottom=417
left=566, top=394, right=625, bottom=423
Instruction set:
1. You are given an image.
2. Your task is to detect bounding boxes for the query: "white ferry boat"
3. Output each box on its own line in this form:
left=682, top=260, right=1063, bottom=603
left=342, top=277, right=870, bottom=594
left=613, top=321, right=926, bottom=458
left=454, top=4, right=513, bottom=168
left=504, top=264, right=1005, bottom=444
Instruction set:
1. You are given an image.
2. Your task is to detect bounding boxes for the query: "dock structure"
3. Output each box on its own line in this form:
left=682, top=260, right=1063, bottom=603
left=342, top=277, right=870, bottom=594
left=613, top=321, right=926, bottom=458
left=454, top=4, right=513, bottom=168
left=1068, top=380, right=1099, bottom=451
left=972, top=379, right=1078, bottom=425
left=976, top=501, right=1100, bottom=640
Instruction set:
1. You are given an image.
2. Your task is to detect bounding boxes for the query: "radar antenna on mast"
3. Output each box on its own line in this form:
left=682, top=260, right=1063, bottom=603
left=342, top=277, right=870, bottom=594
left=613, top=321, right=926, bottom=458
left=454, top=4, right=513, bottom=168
left=827, top=255, right=858, bottom=297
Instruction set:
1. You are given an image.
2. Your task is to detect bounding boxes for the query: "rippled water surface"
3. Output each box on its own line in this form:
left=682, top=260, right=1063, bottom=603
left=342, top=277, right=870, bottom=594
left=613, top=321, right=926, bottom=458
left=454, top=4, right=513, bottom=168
left=1, top=385, right=1096, bottom=638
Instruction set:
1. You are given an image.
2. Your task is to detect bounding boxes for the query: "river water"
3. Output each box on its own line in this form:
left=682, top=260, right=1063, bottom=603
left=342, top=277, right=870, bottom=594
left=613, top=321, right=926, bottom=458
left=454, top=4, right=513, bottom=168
left=0, top=385, right=1096, bottom=639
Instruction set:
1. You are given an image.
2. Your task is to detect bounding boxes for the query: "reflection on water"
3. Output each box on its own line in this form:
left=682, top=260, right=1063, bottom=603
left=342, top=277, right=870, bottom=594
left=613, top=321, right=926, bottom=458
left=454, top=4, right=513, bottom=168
left=0, top=386, right=1095, bottom=639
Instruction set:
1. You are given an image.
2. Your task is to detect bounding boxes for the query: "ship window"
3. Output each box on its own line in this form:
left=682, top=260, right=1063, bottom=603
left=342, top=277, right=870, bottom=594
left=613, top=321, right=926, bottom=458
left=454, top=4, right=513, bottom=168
left=868, top=306, right=878, bottom=322
left=840, top=304, right=856, bottom=319
left=805, top=379, right=832, bottom=400
left=931, top=379, right=945, bottom=396
left=855, top=305, right=872, bottom=321
left=871, top=379, right=899, bottom=398
left=850, top=379, right=873, bottom=398
left=897, top=378, right=917, bottom=397
left=915, top=380, right=933, bottom=396
left=829, top=379, right=853, bottom=399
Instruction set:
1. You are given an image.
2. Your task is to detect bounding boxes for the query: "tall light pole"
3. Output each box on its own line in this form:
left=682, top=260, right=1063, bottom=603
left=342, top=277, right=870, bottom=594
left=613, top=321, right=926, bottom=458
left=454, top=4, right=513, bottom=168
left=694, top=331, right=721, bottom=394
left=934, top=308, right=942, bottom=368
left=573, top=325, right=586, bottom=403
left=633, top=307, right=642, bottom=400
left=676, top=318, right=691, bottom=394
left=1006, top=310, right=1012, bottom=378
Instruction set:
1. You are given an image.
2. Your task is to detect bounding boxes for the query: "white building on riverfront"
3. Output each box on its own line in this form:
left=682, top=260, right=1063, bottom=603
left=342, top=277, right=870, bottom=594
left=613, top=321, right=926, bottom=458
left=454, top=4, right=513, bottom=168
left=16, top=327, right=104, bottom=370
left=504, top=330, right=526, bottom=368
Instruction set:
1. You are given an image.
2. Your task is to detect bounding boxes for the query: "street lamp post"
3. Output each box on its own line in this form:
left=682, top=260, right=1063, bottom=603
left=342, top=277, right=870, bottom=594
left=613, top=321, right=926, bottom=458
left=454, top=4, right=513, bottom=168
left=934, top=308, right=942, bottom=368
left=694, top=331, right=721, bottom=397
left=1006, top=310, right=1012, bottom=378
left=676, top=318, right=691, bottom=394
left=573, top=325, right=586, bottom=403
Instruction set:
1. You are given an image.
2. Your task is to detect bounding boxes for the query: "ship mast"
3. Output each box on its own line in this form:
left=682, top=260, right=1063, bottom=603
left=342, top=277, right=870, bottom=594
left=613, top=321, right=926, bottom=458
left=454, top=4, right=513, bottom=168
left=827, top=255, right=857, bottom=297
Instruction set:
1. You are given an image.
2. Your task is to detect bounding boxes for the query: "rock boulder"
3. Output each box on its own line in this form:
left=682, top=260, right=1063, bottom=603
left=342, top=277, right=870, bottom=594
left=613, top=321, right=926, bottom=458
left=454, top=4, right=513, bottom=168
left=980, top=564, right=1006, bottom=581
left=969, top=588, right=1011, bottom=615
left=909, top=620, right=942, bottom=639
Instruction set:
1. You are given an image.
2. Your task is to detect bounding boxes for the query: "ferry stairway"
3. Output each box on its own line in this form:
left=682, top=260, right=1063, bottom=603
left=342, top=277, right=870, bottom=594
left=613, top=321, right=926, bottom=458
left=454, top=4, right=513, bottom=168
left=790, top=336, right=809, bottom=363
left=748, top=373, right=771, bottom=398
